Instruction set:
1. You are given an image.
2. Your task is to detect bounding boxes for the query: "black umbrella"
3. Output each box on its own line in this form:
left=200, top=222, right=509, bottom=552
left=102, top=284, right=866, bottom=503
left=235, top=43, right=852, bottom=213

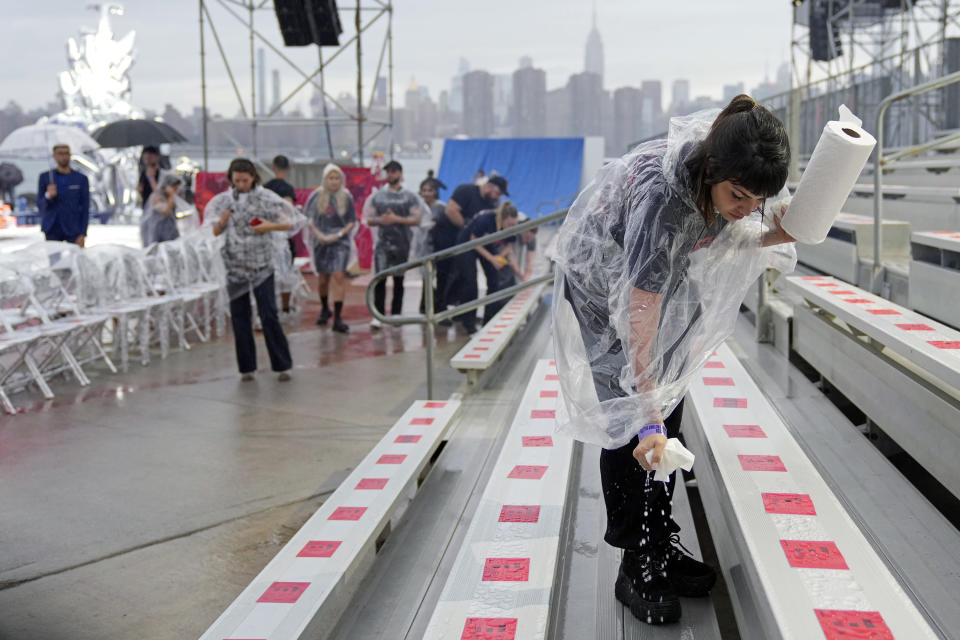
left=92, top=119, right=188, bottom=148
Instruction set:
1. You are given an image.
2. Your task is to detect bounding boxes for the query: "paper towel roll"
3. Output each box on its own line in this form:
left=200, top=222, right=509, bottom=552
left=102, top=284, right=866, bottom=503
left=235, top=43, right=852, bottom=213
left=781, top=107, right=876, bottom=245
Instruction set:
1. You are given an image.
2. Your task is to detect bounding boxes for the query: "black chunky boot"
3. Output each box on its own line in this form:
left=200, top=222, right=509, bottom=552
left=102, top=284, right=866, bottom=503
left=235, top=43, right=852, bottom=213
left=662, top=533, right=717, bottom=597
left=615, top=547, right=682, bottom=625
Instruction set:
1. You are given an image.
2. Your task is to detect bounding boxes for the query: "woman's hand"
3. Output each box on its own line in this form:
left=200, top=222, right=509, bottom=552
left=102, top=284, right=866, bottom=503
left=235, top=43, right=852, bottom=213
left=633, top=433, right=668, bottom=471
left=762, top=203, right=796, bottom=247
left=218, top=209, right=232, bottom=228
left=488, top=254, right=508, bottom=270
left=253, top=220, right=277, bottom=234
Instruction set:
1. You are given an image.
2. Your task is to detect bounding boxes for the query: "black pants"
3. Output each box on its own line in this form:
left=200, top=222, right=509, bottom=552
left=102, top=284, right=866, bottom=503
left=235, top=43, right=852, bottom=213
left=561, top=275, right=684, bottom=550
left=229, top=275, right=293, bottom=374
left=481, top=258, right=512, bottom=324
left=374, top=275, right=405, bottom=316
left=601, top=400, right=684, bottom=550
left=445, top=252, right=478, bottom=327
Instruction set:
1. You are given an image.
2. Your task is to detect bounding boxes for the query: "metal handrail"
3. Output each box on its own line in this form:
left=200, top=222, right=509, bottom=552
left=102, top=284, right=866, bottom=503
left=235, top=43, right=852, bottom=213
left=871, top=69, right=960, bottom=293
left=365, top=208, right=568, bottom=398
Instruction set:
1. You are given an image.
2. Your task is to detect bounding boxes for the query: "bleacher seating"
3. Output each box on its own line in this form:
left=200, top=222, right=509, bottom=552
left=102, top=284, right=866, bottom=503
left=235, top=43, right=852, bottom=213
left=683, top=343, right=939, bottom=638
left=200, top=399, right=461, bottom=640
left=421, top=359, right=568, bottom=639
left=909, top=230, right=960, bottom=329
left=450, top=283, right=545, bottom=385
left=794, top=212, right=911, bottom=297
left=786, top=275, right=960, bottom=498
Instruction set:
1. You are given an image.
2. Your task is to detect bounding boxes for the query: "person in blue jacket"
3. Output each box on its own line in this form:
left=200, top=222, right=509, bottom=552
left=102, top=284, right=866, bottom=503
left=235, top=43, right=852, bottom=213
left=37, top=144, right=90, bottom=246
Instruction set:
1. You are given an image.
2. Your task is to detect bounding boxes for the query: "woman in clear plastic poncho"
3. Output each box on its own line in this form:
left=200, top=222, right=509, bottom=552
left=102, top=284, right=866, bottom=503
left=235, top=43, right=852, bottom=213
left=552, top=95, right=796, bottom=625
left=205, top=158, right=301, bottom=381
left=140, top=170, right=184, bottom=247
left=304, top=163, right=356, bottom=334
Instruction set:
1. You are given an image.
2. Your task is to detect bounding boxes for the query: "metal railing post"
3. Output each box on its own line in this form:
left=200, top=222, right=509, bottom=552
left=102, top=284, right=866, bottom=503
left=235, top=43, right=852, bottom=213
left=423, top=259, right=436, bottom=399
left=364, top=208, right=569, bottom=399
left=872, top=69, right=960, bottom=294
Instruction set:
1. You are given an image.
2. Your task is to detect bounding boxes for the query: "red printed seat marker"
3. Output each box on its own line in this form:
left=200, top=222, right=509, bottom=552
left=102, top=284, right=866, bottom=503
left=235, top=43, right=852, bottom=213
left=257, top=581, right=310, bottom=603
left=814, top=610, right=893, bottom=640
left=508, top=465, right=548, bottom=479
left=540, top=390, right=558, bottom=398
left=703, top=377, right=735, bottom=386
left=461, top=617, right=517, bottom=640
left=423, top=401, right=446, bottom=408
left=704, top=361, right=725, bottom=368
left=867, top=309, right=901, bottom=315
left=723, top=424, right=766, bottom=438
left=410, top=417, right=434, bottom=425
left=530, top=409, right=556, bottom=419
left=356, top=478, right=388, bottom=490
left=522, top=435, right=554, bottom=447
left=377, top=454, right=407, bottom=464
left=762, top=493, right=816, bottom=515
left=297, top=540, right=342, bottom=558
left=329, top=506, right=367, bottom=520
left=714, top=397, right=748, bottom=408
left=499, top=505, right=541, bottom=523
left=482, top=558, right=530, bottom=581
left=739, top=455, right=787, bottom=472
left=929, top=340, right=960, bottom=349
left=896, top=323, right=933, bottom=331
left=395, top=434, right=422, bottom=444
left=781, top=540, right=848, bottom=569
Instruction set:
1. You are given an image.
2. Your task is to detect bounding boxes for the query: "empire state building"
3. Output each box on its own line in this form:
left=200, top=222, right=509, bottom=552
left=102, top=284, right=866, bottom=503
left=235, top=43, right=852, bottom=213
left=584, top=6, right=604, bottom=86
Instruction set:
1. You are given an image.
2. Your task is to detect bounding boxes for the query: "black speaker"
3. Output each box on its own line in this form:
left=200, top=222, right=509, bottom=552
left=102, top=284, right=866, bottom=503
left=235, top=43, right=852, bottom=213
left=810, top=0, right=842, bottom=62
left=275, top=0, right=342, bottom=47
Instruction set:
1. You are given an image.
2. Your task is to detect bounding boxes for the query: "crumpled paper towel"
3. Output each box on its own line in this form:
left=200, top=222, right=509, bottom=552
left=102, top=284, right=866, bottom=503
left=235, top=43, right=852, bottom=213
left=645, top=437, right=695, bottom=482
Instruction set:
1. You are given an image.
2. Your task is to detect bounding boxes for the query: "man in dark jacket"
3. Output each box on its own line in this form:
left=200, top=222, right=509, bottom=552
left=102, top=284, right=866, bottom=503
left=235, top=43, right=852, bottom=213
left=37, top=144, right=90, bottom=246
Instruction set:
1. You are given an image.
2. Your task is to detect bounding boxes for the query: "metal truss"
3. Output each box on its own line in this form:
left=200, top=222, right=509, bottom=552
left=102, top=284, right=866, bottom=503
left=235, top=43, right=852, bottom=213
left=198, top=0, right=394, bottom=170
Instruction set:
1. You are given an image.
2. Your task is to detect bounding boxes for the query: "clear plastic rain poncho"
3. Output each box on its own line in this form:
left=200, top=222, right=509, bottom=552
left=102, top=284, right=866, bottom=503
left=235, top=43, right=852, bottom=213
left=302, top=164, right=358, bottom=274
left=202, top=184, right=308, bottom=301
left=552, top=108, right=797, bottom=449
left=140, top=170, right=186, bottom=247
left=362, top=183, right=431, bottom=269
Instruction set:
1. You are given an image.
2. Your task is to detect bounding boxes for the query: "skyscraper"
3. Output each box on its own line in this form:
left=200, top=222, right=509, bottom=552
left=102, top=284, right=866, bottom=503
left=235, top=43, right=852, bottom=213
left=568, top=71, right=604, bottom=136
left=584, top=5, right=604, bottom=86
left=671, top=79, right=690, bottom=114
left=513, top=65, right=546, bottom=137
left=613, top=87, right=644, bottom=150
left=462, top=70, right=495, bottom=137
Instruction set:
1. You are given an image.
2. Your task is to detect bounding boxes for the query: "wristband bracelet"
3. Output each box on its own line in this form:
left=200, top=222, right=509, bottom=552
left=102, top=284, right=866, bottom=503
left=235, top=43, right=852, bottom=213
left=638, top=423, right=667, bottom=440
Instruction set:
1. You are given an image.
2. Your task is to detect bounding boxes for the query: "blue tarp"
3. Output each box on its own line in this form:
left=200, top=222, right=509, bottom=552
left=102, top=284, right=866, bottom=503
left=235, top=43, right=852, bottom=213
left=436, top=138, right=583, bottom=218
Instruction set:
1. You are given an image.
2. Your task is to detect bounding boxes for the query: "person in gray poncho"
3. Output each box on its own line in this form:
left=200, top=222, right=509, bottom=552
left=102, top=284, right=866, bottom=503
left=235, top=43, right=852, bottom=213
left=304, top=163, right=355, bottom=333
left=140, top=170, right=184, bottom=246
left=206, top=158, right=300, bottom=381
left=553, top=95, right=797, bottom=625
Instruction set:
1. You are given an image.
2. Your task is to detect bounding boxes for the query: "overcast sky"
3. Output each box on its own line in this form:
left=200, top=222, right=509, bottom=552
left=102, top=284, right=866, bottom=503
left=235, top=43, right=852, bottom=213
left=1, top=1, right=793, bottom=116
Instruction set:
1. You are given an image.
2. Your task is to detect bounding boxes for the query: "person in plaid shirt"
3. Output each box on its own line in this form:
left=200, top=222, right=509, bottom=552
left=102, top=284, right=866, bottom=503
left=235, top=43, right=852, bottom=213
left=206, top=158, right=299, bottom=381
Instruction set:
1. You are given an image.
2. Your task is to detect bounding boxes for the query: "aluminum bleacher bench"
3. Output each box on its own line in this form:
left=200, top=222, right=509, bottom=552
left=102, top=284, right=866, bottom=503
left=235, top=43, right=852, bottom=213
left=909, top=230, right=960, bottom=329
left=683, top=343, right=939, bottom=639
left=421, top=359, right=572, bottom=640
left=850, top=183, right=960, bottom=202
left=795, top=212, right=910, bottom=289
left=787, top=181, right=960, bottom=202
left=199, top=399, right=461, bottom=640
left=450, top=283, right=545, bottom=385
left=785, top=275, right=960, bottom=499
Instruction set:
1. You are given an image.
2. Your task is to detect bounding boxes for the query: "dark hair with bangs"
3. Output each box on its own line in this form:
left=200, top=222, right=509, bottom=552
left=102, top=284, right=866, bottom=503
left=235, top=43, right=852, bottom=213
left=684, top=94, right=790, bottom=224
left=227, top=158, right=261, bottom=187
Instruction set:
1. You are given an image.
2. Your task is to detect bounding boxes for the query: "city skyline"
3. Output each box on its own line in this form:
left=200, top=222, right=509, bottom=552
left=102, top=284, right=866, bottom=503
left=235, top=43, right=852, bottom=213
left=0, top=0, right=792, bottom=116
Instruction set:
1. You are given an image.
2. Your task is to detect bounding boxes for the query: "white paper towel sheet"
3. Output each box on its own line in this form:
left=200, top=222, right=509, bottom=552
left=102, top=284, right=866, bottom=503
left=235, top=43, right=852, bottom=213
left=781, top=105, right=877, bottom=245
left=645, top=437, right=696, bottom=482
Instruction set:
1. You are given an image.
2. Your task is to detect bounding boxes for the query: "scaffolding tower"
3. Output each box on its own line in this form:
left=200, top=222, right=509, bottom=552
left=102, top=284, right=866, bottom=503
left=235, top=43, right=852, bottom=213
left=781, top=0, right=960, bottom=155
left=197, top=0, right=394, bottom=170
